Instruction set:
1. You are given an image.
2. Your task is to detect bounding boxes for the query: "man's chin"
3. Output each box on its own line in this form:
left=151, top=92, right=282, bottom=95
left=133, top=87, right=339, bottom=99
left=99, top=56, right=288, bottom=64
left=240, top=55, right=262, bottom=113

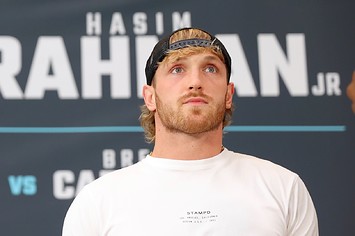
left=180, top=120, right=222, bottom=134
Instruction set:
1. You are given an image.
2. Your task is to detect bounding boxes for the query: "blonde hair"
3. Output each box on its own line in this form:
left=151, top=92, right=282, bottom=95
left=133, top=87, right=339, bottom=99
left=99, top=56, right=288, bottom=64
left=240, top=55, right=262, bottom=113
left=140, top=28, right=234, bottom=143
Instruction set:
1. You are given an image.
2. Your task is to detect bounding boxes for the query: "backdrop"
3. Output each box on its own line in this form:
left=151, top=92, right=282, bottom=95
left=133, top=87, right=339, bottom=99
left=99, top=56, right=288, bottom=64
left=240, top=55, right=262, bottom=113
left=1, top=0, right=354, bottom=235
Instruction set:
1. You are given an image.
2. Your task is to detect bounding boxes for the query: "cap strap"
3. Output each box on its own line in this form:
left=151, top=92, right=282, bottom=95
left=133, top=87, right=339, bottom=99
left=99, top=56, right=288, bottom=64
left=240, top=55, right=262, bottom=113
left=169, top=38, right=213, bottom=50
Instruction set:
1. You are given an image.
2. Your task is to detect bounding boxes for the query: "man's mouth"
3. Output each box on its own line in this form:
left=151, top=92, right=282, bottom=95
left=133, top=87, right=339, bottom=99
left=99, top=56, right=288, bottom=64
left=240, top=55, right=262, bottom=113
left=183, top=97, right=208, bottom=105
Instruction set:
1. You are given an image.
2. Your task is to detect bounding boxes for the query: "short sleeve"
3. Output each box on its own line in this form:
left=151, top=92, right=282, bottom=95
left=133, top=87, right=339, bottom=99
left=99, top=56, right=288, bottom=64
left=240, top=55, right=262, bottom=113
left=62, top=186, right=100, bottom=236
left=287, top=176, right=319, bottom=236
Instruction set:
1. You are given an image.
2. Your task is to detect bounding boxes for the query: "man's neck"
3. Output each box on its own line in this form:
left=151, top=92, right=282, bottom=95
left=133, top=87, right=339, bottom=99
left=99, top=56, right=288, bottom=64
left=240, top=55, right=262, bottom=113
left=151, top=128, right=224, bottom=160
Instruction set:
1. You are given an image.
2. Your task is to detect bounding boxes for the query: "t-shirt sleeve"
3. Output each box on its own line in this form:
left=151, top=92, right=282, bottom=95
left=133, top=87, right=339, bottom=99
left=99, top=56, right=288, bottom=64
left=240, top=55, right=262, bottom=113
left=287, top=176, right=319, bottom=236
left=62, top=186, right=100, bottom=236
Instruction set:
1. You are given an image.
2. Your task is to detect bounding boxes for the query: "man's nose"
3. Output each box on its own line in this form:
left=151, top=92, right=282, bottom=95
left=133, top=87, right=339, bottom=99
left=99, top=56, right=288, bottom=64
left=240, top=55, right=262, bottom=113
left=188, top=69, right=203, bottom=90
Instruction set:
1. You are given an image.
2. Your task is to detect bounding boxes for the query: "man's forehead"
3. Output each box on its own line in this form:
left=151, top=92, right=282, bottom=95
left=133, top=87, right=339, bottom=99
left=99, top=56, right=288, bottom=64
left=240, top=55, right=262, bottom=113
left=163, top=52, right=223, bottom=65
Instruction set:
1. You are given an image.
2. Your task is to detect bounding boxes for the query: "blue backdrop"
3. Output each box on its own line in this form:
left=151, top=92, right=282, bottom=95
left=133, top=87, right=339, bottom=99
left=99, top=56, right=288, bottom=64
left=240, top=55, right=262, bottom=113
left=0, top=0, right=354, bottom=235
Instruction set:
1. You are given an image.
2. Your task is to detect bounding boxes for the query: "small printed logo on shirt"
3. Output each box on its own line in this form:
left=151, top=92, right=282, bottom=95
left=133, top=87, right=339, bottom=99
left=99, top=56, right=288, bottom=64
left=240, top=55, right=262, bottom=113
left=179, top=210, right=218, bottom=224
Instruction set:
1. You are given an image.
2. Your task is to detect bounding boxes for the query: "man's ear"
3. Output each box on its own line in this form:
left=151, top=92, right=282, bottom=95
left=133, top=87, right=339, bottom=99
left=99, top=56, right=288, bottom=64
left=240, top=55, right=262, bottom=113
left=143, top=85, right=156, bottom=111
left=226, top=82, right=235, bottom=109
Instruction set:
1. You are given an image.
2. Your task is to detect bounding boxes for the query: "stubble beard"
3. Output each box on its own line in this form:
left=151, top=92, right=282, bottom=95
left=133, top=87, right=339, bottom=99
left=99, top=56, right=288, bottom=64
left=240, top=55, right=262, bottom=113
left=155, top=92, right=226, bottom=135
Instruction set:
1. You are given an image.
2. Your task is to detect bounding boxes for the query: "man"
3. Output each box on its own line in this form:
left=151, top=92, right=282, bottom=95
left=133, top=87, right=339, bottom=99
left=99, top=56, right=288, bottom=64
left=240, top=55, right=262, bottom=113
left=347, top=71, right=355, bottom=113
left=62, top=27, right=318, bottom=235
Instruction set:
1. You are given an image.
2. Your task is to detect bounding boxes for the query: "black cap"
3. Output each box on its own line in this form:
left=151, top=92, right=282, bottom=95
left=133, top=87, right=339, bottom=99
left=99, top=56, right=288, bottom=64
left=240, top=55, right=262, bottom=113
left=145, top=27, right=232, bottom=85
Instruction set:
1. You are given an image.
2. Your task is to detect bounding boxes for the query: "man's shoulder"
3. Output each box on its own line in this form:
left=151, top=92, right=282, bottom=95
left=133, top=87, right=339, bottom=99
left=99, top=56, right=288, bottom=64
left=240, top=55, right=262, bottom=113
left=223, top=149, right=299, bottom=180
left=77, top=161, right=145, bottom=195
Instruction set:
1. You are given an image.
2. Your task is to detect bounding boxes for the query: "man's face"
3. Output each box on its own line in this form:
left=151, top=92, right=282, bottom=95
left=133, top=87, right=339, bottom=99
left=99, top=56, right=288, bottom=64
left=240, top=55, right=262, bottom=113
left=152, top=51, right=234, bottom=135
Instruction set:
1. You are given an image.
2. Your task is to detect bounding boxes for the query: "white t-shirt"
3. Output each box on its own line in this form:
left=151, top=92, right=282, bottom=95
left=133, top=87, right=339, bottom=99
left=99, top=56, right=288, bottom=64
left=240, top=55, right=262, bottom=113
left=62, top=149, right=318, bottom=236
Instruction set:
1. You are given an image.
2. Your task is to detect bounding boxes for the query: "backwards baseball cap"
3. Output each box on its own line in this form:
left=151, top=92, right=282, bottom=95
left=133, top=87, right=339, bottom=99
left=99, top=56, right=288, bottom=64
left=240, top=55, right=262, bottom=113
left=145, top=27, right=232, bottom=85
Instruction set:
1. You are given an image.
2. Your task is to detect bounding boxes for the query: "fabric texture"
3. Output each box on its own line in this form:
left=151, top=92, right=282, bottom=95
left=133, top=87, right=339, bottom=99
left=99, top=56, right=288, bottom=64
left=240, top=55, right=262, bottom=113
left=62, top=148, right=318, bottom=236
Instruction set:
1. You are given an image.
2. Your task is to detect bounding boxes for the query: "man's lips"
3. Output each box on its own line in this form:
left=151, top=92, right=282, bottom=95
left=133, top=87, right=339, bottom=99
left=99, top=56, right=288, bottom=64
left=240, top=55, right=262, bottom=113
left=183, top=97, right=208, bottom=104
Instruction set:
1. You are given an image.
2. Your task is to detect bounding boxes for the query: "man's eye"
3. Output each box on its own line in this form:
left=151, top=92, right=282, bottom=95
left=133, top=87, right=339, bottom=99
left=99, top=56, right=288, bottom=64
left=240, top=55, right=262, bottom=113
left=171, top=67, right=184, bottom=74
left=204, top=66, right=217, bottom=73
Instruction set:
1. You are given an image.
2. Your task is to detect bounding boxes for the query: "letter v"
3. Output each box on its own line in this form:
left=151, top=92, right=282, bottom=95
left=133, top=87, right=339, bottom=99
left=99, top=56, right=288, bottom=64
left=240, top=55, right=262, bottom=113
left=8, top=175, right=23, bottom=195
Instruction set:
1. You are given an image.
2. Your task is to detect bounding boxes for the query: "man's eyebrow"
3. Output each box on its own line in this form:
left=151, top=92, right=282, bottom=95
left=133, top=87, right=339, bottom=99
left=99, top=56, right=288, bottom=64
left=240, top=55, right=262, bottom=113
left=170, top=57, right=187, bottom=63
left=169, top=55, right=222, bottom=64
left=202, top=55, right=222, bottom=62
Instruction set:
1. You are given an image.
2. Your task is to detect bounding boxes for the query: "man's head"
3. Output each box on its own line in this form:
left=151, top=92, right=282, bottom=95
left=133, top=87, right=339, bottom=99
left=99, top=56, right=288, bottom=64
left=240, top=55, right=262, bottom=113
left=145, top=27, right=232, bottom=86
left=140, top=27, right=234, bottom=143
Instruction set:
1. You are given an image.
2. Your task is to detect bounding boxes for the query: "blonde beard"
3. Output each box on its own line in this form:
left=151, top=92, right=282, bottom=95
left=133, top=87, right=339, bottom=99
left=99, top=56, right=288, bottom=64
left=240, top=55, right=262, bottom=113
left=155, top=93, right=225, bottom=135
